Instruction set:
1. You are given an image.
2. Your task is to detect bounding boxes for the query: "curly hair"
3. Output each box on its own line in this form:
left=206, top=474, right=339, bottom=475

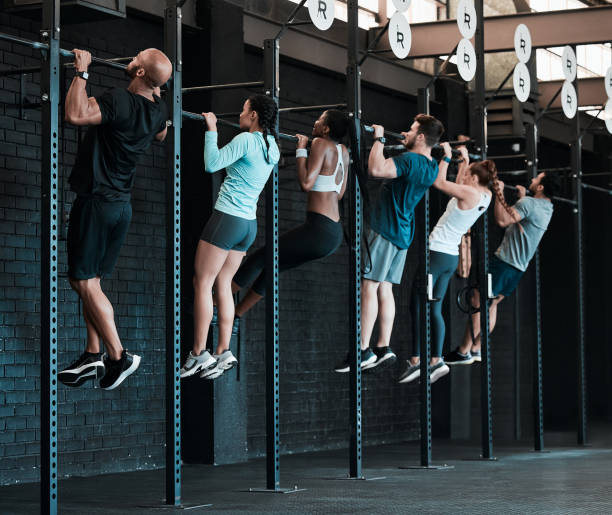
left=247, top=94, right=278, bottom=164
left=471, top=160, right=520, bottom=223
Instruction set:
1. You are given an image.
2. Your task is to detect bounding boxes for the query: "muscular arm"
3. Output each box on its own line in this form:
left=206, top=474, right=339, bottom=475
left=367, top=140, right=397, bottom=179
left=494, top=191, right=522, bottom=228
left=296, top=138, right=326, bottom=192
left=433, top=160, right=480, bottom=204
left=64, top=77, right=102, bottom=126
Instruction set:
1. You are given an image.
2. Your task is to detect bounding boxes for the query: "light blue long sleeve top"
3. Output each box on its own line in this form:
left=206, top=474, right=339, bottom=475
left=204, top=130, right=280, bottom=220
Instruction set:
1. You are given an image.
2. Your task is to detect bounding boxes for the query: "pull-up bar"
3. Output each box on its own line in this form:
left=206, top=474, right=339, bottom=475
left=0, top=31, right=128, bottom=71
left=504, top=184, right=577, bottom=206
left=181, top=110, right=298, bottom=143
left=582, top=183, right=612, bottom=196
left=182, top=81, right=264, bottom=94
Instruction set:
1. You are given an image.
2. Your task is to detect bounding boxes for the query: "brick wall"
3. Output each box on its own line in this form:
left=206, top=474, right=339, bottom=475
left=0, top=12, right=168, bottom=485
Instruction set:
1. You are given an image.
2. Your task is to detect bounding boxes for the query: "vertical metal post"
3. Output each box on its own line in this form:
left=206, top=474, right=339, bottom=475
left=513, top=288, right=521, bottom=440
left=346, top=0, right=363, bottom=479
left=526, top=121, right=544, bottom=451
left=264, top=38, right=281, bottom=490
left=474, top=0, right=494, bottom=459
left=40, top=2, right=60, bottom=513
left=571, top=55, right=587, bottom=445
left=417, top=88, right=432, bottom=467
left=164, top=2, right=182, bottom=505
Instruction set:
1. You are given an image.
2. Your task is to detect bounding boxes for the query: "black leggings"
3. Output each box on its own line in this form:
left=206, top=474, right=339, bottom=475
left=410, top=250, right=458, bottom=358
left=233, top=211, right=343, bottom=296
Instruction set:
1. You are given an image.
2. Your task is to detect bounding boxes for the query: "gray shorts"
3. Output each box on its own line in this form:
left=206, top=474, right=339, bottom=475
left=362, top=230, right=407, bottom=284
left=200, top=210, right=257, bottom=252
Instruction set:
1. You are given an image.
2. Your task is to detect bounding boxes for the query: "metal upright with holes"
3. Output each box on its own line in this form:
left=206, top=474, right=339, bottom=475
left=40, top=1, right=61, bottom=513
left=164, top=0, right=182, bottom=505
left=526, top=120, right=545, bottom=451
left=474, top=0, right=494, bottom=460
left=346, top=0, right=363, bottom=479
left=263, top=37, right=282, bottom=491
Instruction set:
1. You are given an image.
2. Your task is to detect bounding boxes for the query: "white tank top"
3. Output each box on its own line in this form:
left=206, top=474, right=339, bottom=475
left=311, top=144, right=344, bottom=194
left=429, top=193, right=492, bottom=255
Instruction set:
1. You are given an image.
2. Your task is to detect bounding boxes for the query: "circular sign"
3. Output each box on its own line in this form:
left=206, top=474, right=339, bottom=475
left=456, top=38, right=477, bottom=82
left=514, top=24, right=532, bottom=64
left=389, top=12, right=411, bottom=60
left=561, top=46, right=577, bottom=82
left=604, top=99, right=612, bottom=135
left=308, top=0, right=334, bottom=31
left=456, top=0, right=477, bottom=40
left=513, top=62, right=531, bottom=103
left=561, top=80, right=578, bottom=119
left=605, top=65, right=612, bottom=99
left=392, top=0, right=411, bottom=13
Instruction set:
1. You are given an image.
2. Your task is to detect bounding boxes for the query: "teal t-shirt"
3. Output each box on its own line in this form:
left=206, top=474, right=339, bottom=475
left=370, top=151, right=439, bottom=249
left=204, top=130, right=280, bottom=220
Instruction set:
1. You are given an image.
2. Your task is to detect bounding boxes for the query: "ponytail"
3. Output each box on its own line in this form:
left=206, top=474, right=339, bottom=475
left=247, top=94, right=278, bottom=164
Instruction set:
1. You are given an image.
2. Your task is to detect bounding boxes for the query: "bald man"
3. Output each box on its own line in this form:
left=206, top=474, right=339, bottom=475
left=58, top=48, right=172, bottom=390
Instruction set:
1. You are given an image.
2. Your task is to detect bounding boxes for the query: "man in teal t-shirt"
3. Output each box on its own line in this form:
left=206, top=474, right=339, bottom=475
left=334, top=114, right=447, bottom=374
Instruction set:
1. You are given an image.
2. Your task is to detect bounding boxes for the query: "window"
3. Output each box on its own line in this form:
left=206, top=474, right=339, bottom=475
left=287, top=0, right=379, bottom=29
left=386, top=0, right=438, bottom=23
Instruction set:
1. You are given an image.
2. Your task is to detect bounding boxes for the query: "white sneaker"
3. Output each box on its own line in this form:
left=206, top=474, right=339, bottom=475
left=180, top=350, right=216, bottom=378
left=430, top=361, right=450, bottom=384
left=199, top=350, right=238, bottom=380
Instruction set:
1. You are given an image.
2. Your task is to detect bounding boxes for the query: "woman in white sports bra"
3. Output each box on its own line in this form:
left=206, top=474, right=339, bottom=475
left=399, top=146, right=497, bottom=385
left=231, top=109, right=350, bottom=317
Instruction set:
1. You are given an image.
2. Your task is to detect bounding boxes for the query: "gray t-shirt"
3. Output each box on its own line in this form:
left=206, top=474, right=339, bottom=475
left=495, top=197, right=553, bottom=272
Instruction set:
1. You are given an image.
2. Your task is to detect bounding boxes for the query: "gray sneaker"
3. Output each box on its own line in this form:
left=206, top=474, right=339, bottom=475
left=430, top=361, right=450, bottom=383
left=200, top=350, right=238, bottom=380
left=180, top=350, right=216, bottom=378
left=398, top=361, right=421, bottom=384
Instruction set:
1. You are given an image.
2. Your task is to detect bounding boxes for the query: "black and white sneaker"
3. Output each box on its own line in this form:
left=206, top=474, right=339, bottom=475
left=334, top=348, right=377, bottom=373
left=430, top=360, right=450, bottom=383
left=398, top=361, right=421, bottom=384
left=369, top=346, right=397, bottom=370
left=58, top=352, right=105, bottom=387
left=471, top=349, right=481, bottom=362
left=180, top=350, right=216, bottom=378
left=200, top=350, right=238, bottom=380
left=99, top=350, right=141, bottom=390
left=444, top=348, right=475, bottom=366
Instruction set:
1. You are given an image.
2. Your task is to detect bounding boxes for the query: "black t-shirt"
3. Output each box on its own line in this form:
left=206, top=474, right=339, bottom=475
left=69, top=88, right=167, bottom=201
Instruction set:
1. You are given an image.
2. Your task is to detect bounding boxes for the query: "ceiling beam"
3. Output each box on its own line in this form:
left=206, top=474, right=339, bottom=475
left=539, top=77, right=607, bottom=109
left=408, top=6, right=612, bottom=58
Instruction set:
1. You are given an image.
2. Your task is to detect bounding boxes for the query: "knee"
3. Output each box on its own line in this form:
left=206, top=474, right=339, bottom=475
left=69, top=277, right=98, bottom=298
left=362, top=280, right=379, bottom=294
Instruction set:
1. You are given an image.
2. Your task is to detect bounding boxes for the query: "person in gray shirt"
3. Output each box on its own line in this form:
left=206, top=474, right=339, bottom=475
left=445, top=171, right=562, bottom=365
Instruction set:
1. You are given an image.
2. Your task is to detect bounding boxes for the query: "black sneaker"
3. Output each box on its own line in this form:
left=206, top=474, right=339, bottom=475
left=99, top=350, right=141, bottom=390
left=471, top=349, right=481, bottom=362
left=444, top=348, right=475, bottom=366
left=369, top=346, right=397, bottom=370
left=58, top=352, right=105, bottom=387
left=333, top=348, right=377, bottom=373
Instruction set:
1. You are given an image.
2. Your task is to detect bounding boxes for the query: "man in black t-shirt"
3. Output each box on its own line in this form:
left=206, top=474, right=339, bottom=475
left=58, top=48, right=172, bottom=391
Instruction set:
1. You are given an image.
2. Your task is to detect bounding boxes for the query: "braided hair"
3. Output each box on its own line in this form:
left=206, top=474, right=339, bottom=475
left=247, top=94, right=278, bottom=164
left=471, top=159, right=520, bottom=223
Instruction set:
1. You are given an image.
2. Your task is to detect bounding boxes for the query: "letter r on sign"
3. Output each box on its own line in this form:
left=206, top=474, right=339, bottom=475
left=318, top=0, right=327, bottom=19
left=396, top=27, right=404, bottom=48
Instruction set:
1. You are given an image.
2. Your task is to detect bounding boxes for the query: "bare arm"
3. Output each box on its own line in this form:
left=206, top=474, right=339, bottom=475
left=64, top=50, right=102, bottom=126
left=367, top=124, right=397, bottom=179
left=433, top=143, right=481, bottom=204
left=337, top=146, right=350, bottom=200
left=493, top=181, right=522, bottom=227
left=295, top=136, right=326, bottom=192
left=155, top=126, right=168, bottom=142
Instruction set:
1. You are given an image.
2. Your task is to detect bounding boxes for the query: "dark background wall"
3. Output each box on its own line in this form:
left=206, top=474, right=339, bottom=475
left=1, top=0, right=610, bottom=486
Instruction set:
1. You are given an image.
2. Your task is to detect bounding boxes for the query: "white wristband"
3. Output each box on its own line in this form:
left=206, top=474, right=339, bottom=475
left=296, top=148, right=308, bottom=159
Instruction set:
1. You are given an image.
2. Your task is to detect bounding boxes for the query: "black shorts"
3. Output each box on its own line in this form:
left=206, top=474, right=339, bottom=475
left=67, top=196, right=132, bottom=280
left=200, top=210, right=257, bottom=252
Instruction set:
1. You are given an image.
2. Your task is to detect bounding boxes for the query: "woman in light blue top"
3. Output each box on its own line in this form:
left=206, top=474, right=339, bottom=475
left=180, top=94, right=280, bottom=380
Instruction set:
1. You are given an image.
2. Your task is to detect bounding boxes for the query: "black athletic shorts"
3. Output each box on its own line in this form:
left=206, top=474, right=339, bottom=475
left=200, top=209, right=257, bottom=252
left=67, top=196, right=132, bottom=280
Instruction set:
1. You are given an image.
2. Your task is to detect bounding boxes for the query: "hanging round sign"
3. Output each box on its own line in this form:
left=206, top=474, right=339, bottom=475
left=561, top=46, right=577, bottom=82
left=605, top=65, right=612, bottom=99
left=456, top=0, right=477, bottom=40
left=308, top=0, right=334, bottom=31
left=605, top=99, right=612, bottom=135
left=514, top=24, right=532, bottom=64
left=389, top=12, right=411, bottom=60
left=513, top=62, right=531, bottom=103
left=392, top=0, right=411, bottom=13
left=456, top=38, right=477, bottom=82
left=561, top=80, right=578, bottom=119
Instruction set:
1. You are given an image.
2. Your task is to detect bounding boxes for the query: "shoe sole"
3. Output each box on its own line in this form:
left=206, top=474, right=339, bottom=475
left=180, top=355, right=217, bottom=378
left=365, top=354, right=397, bottom=372
left=446, top=357, right=475, bottom=366
left=59, top=365, right=105, bottom=387
left=398, top=369, right=420, bottom=384
left=200, top=357, right=237, bottom=379
left=472, top=356, right=482, bottom=362
left=430, top=365, right=450, bottom=384
left=335, top=355, right=378, bottom=373
left=102, top=355, right=141, bottom=391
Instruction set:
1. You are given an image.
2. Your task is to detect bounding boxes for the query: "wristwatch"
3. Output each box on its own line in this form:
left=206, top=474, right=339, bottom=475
left=75, top=70, right=89, bottom=81
left=442, top=156, right=452, bottom=164
left=374, top=136, right=386, bottom=144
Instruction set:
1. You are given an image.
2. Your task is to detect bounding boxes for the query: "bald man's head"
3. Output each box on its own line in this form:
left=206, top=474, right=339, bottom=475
left=126, top=48, right=172, bottom=88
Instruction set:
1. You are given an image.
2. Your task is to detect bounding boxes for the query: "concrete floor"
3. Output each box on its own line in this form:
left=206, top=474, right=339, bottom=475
left=2, top=428, right=611, bottom=514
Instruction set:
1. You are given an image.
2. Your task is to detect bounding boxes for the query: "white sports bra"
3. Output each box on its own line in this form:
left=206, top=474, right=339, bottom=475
left=311, top=144, right=344, bottom=194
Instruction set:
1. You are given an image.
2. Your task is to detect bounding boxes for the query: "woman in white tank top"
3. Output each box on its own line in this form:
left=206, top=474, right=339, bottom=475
left=399, top=146, right=497, bottom=385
